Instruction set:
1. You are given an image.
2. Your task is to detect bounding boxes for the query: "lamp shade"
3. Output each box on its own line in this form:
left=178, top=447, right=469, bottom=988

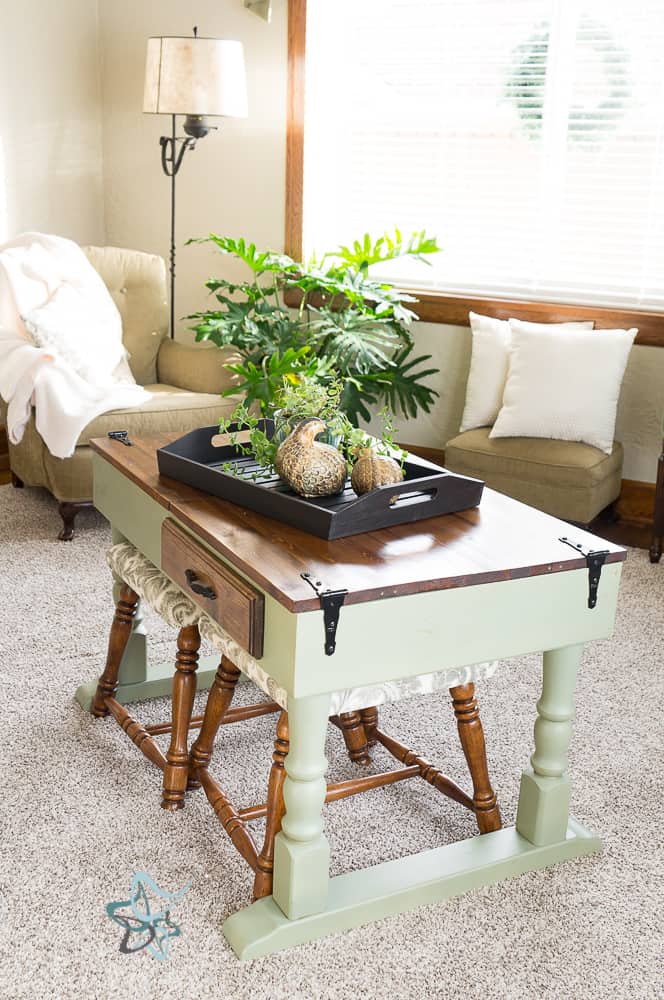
left=143, top=36, right=248, bottom=118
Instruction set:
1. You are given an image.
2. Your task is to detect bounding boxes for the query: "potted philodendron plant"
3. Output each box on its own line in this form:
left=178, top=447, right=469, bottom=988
left=186, top=229, right=440, bottom=426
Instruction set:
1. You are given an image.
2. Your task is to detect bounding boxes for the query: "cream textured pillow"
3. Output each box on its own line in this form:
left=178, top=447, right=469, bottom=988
left=490, top=321, right=637, bottom=454
left=459, top=313, right=594, bottom=432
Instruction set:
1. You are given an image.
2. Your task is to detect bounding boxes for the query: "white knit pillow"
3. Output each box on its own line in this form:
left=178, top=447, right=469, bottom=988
left=459, top=313, right=594, bottom=432
left=490, top=321, right=637, bottom=454
left=23, top=280, right=128, bottom=387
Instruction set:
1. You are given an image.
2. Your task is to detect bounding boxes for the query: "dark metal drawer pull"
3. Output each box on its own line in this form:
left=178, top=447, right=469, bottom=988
left=185, top=569, right=217, bottom=600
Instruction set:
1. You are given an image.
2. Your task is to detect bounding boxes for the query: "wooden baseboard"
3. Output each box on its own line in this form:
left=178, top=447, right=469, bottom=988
left=399, top=442, right=446, bottom=467
left=616, top=479, right=656, bottom=526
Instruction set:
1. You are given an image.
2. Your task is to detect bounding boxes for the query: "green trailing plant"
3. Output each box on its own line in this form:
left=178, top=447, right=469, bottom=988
left=186, top=230, right=440, bottom=426
left=215, top=375, right=406, bottom=481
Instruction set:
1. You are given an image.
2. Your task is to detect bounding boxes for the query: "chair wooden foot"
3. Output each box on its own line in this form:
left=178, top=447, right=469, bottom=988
left=57, top=500, right=93, bottom=541
left=449, top=683, right=502, bottom=833
left=253, top=711, right=290, bottom=899
left=92, top=583, right=140, bottom=717
left=335, top=711, right=371, bottom=765
left=10, top=471, right=23, bottom=488
left=161, top=624, right=201, bottom=811
left=650, top=441, right=664, bottom=563
left=189, top=656, right=241, bottom=787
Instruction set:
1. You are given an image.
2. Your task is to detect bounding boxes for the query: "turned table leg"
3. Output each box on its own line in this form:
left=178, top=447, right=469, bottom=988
left=360, top=706, right=379, bottom=747
left=449, top=683, right=501, bottom=833
left=189, top=656, right=241, bottom=787
left=92, top=583, right=140, bottom=717
left=161, top=624, right=201, bottom=811
left=253, top=710, right=290, bottom=899
left=516, top=643, right=583, bottom=846
left=272, top=693, right=331, bottom=920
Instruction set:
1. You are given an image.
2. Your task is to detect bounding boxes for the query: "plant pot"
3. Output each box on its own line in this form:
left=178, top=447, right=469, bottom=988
left=272, top=410, right=343, bottom=451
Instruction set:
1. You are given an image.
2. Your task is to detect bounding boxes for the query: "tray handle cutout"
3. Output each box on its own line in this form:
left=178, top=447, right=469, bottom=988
left=210, top=429, right=253, bottom=449
left=388, top=488, right=438, bottom=509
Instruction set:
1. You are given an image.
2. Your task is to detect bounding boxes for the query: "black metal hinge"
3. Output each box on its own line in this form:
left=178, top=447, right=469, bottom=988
left=301, top=572, right=348, bottom=656
left=559, top=537, right=610, bottom=609
left=108, top=430, right=132, bottom=447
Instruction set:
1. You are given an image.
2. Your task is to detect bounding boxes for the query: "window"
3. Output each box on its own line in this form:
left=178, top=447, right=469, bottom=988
left=291, top=0, right=664, bottom=323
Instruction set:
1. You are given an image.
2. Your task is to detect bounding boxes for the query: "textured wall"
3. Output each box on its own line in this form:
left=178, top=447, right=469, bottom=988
left=98, top=0, right=287, bottom=340
left=0, top=0, right=104, bottom=244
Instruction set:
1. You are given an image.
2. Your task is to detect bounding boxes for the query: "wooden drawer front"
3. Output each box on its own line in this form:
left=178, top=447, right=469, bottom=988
left=162, top=519, right=264, bottom=657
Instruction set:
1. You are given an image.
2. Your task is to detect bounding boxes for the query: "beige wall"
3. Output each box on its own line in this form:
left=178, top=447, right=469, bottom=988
left=0, top=0, right=104, bottom=244
left=98, top=0, right=287, bottom=339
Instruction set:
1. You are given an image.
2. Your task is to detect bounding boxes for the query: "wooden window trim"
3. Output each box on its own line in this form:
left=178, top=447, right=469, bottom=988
left=284, top=0, right=664, bottom=347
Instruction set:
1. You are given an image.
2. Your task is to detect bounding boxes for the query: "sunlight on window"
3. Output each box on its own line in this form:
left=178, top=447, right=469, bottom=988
left=303, top=0, right=664, bottom=309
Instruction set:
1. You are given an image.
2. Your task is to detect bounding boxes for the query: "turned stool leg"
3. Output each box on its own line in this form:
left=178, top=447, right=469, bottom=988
left=449, top=683, right=502, bottom=834
left=336, top=711, right=371, bottom=765
left=189, top=656, right=241, bottom=787
left=92, top=583, right=140, bottom=717
left=161, top=624, right=201, bottom=812
left=360, top=706, right=379, bottom=747
left=253, top=710, right=290, bottom=899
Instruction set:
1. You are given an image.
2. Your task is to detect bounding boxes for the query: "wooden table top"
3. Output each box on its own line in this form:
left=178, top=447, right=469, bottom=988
left=91, top=433, right=626, bottom=613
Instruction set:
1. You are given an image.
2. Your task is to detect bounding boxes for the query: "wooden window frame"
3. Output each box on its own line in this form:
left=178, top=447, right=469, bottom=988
left=284, top=0, right=664, bottom=347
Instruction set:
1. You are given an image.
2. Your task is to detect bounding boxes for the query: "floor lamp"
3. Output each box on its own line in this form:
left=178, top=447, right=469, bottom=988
left=143, top=28, right=248, bottom=338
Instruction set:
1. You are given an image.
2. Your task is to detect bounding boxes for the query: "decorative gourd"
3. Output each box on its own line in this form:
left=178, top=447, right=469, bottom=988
left=275, top=418, right=347, bottom=498
left=351, top=448, right=404, bottom=495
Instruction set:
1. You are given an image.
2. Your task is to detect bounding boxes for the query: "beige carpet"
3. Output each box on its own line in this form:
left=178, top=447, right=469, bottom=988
left=0, top=485, right=661, bottom=1000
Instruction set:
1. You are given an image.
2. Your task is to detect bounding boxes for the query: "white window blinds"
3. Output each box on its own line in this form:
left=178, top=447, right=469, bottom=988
left=302, top=0, right=664, bottom=310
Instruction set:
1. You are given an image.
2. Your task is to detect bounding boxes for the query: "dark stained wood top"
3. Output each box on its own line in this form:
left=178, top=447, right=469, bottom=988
left=91, top=434, right=626, bottom=613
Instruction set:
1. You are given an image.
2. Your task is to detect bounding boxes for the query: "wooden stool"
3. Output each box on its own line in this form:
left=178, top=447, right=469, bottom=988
left=92, top=543, right=501, bottom=900
left=189, top=641, right=502, bottom=900
left=92, top=543, right=379, bottom=812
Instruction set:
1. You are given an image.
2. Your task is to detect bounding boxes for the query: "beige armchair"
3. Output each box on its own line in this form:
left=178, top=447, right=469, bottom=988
left=5, top=246, right=242, bottom=539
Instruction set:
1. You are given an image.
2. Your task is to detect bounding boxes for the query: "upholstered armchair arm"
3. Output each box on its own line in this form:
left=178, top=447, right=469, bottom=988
left=157, top=340, right=242, bottom=395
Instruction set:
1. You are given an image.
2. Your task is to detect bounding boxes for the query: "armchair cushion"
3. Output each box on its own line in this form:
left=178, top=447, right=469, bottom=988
left=76, top=384, right=243, bottom=445
left=82, top=246, right=168, bottom=385
left=445, top=427, right=623, bottom=524
left=157, top=340, right=242, bottom=395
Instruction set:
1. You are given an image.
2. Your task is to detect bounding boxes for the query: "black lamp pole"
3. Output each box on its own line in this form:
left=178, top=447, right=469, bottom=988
left=158, top=116, right=197, bottom=339
left=157, top=31, right=215, bottom=338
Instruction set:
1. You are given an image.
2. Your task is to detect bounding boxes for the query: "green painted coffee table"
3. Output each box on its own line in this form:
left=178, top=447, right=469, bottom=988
left=78, top=433, right=626, bottom=959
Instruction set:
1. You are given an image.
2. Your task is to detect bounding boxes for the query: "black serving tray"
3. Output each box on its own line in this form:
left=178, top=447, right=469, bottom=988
left=157, top=422, right=484, bottom=541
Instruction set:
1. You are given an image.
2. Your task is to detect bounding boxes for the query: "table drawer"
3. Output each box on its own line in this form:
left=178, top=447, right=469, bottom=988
left=162, top=519, right=264, bottom=657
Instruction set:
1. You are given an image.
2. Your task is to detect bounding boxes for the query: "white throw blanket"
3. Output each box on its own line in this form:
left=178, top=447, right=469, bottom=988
left=0, top=233, right=149, bottom=459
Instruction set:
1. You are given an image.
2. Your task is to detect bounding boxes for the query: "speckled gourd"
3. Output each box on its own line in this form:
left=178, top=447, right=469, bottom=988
left=350, top=448, right=404, bottom=495
left=275, top=418, right=347, bottom=498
